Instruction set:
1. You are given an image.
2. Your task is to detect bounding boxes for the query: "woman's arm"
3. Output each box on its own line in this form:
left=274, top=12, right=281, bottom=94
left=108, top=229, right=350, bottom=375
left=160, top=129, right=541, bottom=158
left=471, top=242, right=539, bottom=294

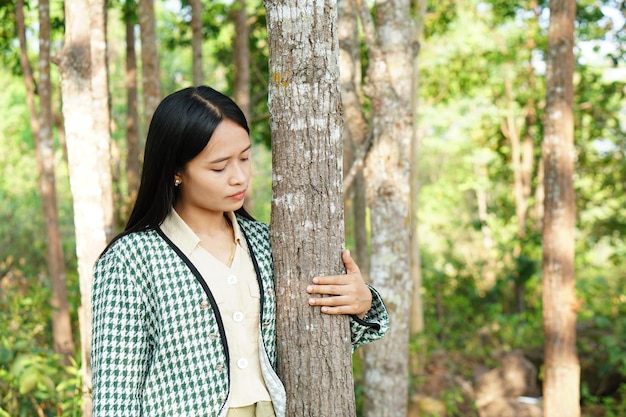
left=91, top=247, right=152, bottom=417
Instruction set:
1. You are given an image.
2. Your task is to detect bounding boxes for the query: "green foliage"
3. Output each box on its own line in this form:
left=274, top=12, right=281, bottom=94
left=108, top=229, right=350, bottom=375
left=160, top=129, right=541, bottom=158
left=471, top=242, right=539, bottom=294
left=423, top=0, right=458, bottom=38
left=0, top=69, right=80, bottom=417
left=0, top=283, right=83, bottom=416
left=0, top=0, right=625, bottom=414
left=582, top=383, right=626, bottom=417
left=577, top=275, right=626, bottom=379
left=0, top=73, right=47, bottom=280
left=414, top=0, right=626, bottom=412
left=154, top=0, right=272, bottom=147
left=0, top=1, right=21, bottom=74
left=249, top=143, right=272, bottom=223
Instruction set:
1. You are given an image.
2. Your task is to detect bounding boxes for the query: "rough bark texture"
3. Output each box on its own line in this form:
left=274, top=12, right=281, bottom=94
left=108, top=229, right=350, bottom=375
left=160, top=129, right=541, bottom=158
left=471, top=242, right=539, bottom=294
left=138, top=0, right=161, bottom=125
left=16, top=0, right=75, bottom=363
left=338, top=0, right=370, bottom=277
left=358, top=0, right=415, bottom=415
left=59, top=0, right=113, bottom=414
left=190, top=0, right=203, bottom=85
left=542, top=0, right=580, bottom=416
left=265, top=0, right=355, bottom=415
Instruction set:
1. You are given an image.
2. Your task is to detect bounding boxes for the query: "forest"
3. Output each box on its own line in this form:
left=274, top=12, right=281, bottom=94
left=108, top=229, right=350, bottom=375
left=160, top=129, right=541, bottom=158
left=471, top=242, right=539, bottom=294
left=0, top=0, right=625, bottom=416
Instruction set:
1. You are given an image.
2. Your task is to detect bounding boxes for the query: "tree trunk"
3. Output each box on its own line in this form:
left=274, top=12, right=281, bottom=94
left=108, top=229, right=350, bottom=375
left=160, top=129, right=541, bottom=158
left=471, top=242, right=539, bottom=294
left=232, top=0, right=250, bottom=121
left=138, top=0, right=161, bottom=125
left=124, top=6, right=141, bottom=221
left=338, top=0, right=369, bottom=277
left=409, top=0, right=426, bottom=348
left=90, top=0, right=114, bottom=241
left=190, top=0, right=203, bottom=85
left=503, top=67, right=529, bottom=313
left=16, top=0, right=75, bottom=363
left=265, top=0, right=355, bottom=415
left=59, top=0, right=114, bottom=415
left=232, top=0, right=253, bottom=212
left=534, top=159, right=545, bottom=229
left=542, top=0, right=580, bottom=416
left=473, top=161, right=496, bottom=287
left=357, top=0, right=415, bottom=415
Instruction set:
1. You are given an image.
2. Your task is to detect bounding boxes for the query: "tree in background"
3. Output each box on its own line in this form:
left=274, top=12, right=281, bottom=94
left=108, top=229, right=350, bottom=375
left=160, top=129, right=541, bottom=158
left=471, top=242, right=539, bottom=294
left=138, top=0, right=160, bottom=125
left=1, top=0, right=625, bottom=415
left=338, top=0, right=370, bottom=277
left=233, top=0, right=251, bottom=121
left=15, top=0, right=74, bottom=363
left=58, top=0, right=114, bottom=414
left=265, top=0, right=356, bottom=414
left=90, top=0, right=114, bottom=242
left=189, top=0, right=203, bottom=85
left=542, top=0, right=580, bottom=415
left=122, top=1, right=141, bottom=218
left=410, top=0, right=427, bottom=366
left=356, top=0, right=416, bottom=415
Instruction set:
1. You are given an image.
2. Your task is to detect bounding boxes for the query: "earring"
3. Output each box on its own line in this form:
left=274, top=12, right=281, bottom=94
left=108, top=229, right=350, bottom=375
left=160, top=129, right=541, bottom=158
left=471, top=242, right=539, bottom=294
left=174, top=179, right=181, bottom=186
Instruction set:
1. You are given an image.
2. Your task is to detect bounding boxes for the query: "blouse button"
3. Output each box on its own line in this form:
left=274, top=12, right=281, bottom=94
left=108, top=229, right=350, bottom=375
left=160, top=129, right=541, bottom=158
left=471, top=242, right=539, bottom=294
left=237, top=358, right=248, bottom=369
left=200, top=299, right=209, bottom=309
left=233, top=311, right=244, bottom=323
left=227, top=275, right=238, bottom=285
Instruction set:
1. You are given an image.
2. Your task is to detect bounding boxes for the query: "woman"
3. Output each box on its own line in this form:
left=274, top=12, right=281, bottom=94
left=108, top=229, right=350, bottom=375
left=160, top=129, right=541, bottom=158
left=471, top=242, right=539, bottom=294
left=91, top=86, right=389, bottom=417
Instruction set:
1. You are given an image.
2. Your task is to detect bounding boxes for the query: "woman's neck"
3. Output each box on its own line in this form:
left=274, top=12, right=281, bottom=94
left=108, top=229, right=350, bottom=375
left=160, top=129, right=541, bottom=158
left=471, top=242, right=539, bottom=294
left=173, top=206, right=231, bottom=238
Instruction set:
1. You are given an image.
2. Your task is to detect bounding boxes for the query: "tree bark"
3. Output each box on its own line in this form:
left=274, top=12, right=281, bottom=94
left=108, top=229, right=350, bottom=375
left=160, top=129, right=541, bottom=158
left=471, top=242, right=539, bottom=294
left=16, top=0, right=75, bottom=363
left=124, top=6, right=140, bottom=221
left=90, top=0, right=114, bottom=241
left=357, top=0, right=415, bottom=415
left=190, top=0, right=204, bottom=85
left=409, top=0, right=426, bottom=345
left=138, top=0, right=161, bottom=125
left=232, top=0, right=250, bottom=121
left=542, top=0, right=580, bottom=416
left=59, top=0, right=114, bottom=414
left=265, top=0, right=355, bottom=415
left=503, top=66, right=530, bottom=313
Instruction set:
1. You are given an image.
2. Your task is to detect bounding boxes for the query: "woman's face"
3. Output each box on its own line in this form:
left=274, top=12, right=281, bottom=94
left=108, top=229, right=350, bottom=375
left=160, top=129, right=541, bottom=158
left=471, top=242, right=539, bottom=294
left=175, top=119, right=251, bottom=217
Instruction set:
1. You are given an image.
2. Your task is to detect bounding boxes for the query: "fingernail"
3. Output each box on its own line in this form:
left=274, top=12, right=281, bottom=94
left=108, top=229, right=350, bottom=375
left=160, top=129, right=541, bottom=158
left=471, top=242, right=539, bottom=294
left=306, top=285, right=313, bottom=292
left=308, top=298, right=315, bottom=305
left=312, top=277, right=319, bottom=284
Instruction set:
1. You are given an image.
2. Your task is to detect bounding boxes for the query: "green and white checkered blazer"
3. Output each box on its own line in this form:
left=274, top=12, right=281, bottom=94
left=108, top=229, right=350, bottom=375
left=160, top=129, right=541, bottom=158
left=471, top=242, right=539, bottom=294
left=91, top=216, right=389, bottom=417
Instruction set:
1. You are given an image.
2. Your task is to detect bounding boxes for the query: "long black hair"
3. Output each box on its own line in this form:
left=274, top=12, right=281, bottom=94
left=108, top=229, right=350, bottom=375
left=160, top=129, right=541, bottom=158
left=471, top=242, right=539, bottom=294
left=124, top=86, right=254, bottom=237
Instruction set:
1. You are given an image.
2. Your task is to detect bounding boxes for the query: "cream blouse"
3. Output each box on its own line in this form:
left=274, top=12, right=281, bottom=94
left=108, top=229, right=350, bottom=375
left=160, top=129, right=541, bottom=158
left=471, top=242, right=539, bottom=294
left=160, top=210, right=271, bottom=407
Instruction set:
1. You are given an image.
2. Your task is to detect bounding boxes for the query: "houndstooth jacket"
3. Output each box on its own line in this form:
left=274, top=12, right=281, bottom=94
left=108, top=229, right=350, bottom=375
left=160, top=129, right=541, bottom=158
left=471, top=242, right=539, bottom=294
left=91, top=216, right=389, bottom=417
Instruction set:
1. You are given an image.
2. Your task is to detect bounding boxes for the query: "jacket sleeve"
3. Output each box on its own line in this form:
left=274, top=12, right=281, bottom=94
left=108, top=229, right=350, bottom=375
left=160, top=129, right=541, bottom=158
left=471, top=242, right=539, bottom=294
left=91, top=245, right=152, bottom=417
left=349, top=285, right=390, bottom=350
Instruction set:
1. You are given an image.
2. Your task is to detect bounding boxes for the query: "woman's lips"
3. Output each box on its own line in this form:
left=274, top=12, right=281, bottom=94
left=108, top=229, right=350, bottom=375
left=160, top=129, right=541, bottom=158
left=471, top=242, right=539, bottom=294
left=229, top=190, right=246, bottom=200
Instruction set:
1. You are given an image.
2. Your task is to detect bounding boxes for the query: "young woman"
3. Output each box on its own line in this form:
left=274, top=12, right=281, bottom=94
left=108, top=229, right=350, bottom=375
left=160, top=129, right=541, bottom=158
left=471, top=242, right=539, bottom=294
left=91, top=86, right=389, bottom=417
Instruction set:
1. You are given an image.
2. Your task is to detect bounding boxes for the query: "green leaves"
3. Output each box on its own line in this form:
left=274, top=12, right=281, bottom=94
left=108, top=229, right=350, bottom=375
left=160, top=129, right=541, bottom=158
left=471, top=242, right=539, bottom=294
left=0, top=334, right=82, bottom=415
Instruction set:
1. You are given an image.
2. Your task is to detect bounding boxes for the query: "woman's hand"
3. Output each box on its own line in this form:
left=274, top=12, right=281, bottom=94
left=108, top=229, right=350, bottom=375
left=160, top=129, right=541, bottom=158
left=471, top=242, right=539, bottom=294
left=306, top=250, right=372, bottom=319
